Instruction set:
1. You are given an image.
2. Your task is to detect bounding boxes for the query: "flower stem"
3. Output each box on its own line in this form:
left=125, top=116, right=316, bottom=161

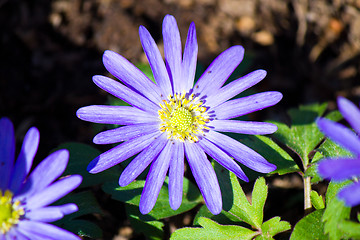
left=303, top=176, right=312, bottom=212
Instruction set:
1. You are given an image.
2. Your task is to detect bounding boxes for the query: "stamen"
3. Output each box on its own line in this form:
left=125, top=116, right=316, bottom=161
left=0, top=190, right=25, bottom=234
left=158, top=93, right=210, bottom=142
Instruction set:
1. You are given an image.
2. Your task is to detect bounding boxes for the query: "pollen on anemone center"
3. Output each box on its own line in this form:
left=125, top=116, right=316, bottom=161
left=158, top=93, right=211, bottom=142
left=0, top=190, right=25, bottom=234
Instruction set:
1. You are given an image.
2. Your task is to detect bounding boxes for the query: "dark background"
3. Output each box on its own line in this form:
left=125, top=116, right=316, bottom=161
left=1, top=0, right=360, bottom=239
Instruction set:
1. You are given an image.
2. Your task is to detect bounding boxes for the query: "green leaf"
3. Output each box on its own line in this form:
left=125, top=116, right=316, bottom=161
left=317, top=138, right=353, bottom=160
left=251, top=177, right=268, bottom=226
left=193, top=205, right=242, bottom=227
left=322, top=198, right=351, bottom=240
left=102, top=177, right=202, bottom=220
left=53, top=191, right=103, bottom=238
left=290, top=209, right=327, bottom=240
left=170, top=217, right=258, bottom=240
left=126, top=204, right=164, bottom=240
left=310, top=190, right=325, bottom=210
left=55, top=142, right=119, bottom=188
left=214, top=162, right=261, bottom=229
left=270, top=103, right=328, bottom=170
left=338, top=220, right=360, bottom=239
left=260, top=217, right=291, bottom=239
left=325, top=181, right=351, bottom=205
left=240, top=135, right=299, bottom=176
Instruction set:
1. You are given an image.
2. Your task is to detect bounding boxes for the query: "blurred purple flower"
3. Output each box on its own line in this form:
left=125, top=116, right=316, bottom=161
left=0, top=117, right=82, bottom=239
left=317, top=97, right=360, bottom=207
left=77, top=14, right=282, bottom=215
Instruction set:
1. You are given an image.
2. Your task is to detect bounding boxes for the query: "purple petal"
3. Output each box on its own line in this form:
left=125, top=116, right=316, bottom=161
left=76, top=105, right=158, bottom=125
left=25, top=175, right=82, bottom=210
left=25, top=207, right=65, bottom=222
left=15, top=150, right=70, bottom=198
left=213, top=91, right=283, bottom=120
left=318, top=158, right=360, bottom=181
left=139, top=26, right=172, bottom=97
left=317, top=118, right=360, bottom=156
left=163, top=15, right=182, bottom=93
left=193, top=46, right=244, bottom=98
left=6, top=228, right=29, bottom=240
left=204, top=130, right=276, bottom=173
left=25, top=204, right=77, bottom=222
left=168, top=141, right=185, bottom=210
left=208, top=120, right=277, bottom=135
left=93, top=75, right=159, bottom=113
left=118, top=134, right=167, bottom=186
left=9, top=127, right=39, bottom=193
left=139, top=141, right=172, bottom=214
left=93, top=123, right=160, bottom=144
left=338, top=97, right=360, bottom=135
left=88, top=132, right=160, bottom=173
left=205, top=70, right=267, bottom=108
left=184, top=141, right=222, bottom=215
left=182, top=22, right=198, bottom=92
left=17, top=220, right=80, bottom=240
left=338, top=182, right=360, bottom=207
left=198, top=138, right=249, bottom=182
left=0, top=117, right=15, bottom=190
left=57, top=203, right=78, bottom=215
left=103, top=50, right=163, bottom=104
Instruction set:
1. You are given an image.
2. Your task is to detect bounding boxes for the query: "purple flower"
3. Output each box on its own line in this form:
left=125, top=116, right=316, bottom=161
left=0, top=117, right=82, bottom=239
left=317, top=97, right=360, bottom=207
left=77, top=14, right=282, bottom=215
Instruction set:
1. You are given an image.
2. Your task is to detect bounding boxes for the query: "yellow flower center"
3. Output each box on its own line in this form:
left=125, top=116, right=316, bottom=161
left=158, top=93, right=210, bottom=142
left=0, top=190, right=25, bottom=234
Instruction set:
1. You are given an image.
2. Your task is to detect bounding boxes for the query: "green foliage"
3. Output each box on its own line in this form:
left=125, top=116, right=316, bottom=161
left=55, top=142, right=119, bottom=188
left=290, top=209, right=327, bottom=240
left=171, top=217, right=258, bottom=240
left=175, top=164, right=290, bottom=239
left=53, top=191, right=103, bottom=238
left=310, top=190, right=325, bottom=210
left=126, top=205, right=165, bottom=240
left=102, top=177, right=202, bottom=220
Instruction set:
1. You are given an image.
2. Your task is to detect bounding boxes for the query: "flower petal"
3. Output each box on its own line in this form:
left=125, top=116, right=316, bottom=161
left=204, top=130, right=276, bottom=173
left=213, top=91, right=283, bottom=120
left=338, top=182, right=360, bottom=207
left=119, top=134, right=167, bottom=186
left=205, top=69, right=267, bottom=108
left=17, top=220, right=80, bottom=240
left=93, top=75, right=159, bottom=113
left=103, top=50, right=163, bottom=104
left=168, top=141, right=184, bottom=210
left=194, top=46, right=244, bottom=98
left=317, top=118, right=360, bottom=156
left=198, top=138, right=248, bottom=182
left=182, top=22, right=198, bottom=92
left=76, top=105, right=158, bottom=125
left=208, top=120, right=277, bottom=135
left=139, top=25, right=172, bottom=97
left=139, top=141, right=172, bottom=214
left=163, top=15, right=182, bottom=93
left=88, top=132, right=160, bottom=173
left=0, top=117, right=15, bottom=190
left=25, top=175, right=82, bottom=210
left=9, top=127, right=39, bottom=193
left=338, top=97, right=360, bottom=135
left=93, top=123, right=159, bottom=144
left=184, top=141, right=222, bottom=215
left=318, top=158, right=360, bottom=181
left=26, top=207, right=65, bottom=222
left=16, top=150, right=70, bottom=199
